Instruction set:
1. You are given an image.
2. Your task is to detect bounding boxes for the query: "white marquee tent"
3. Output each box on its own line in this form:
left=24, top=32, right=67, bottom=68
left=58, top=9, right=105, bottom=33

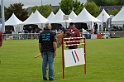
left=71, top=8, right=101, bottom=30
left=5, top=13, right=23, bottom=32
left=49, top=9, right=71, bottom=23
left=47, top=12, right=55, bottom=20
left=22, top=10, right=48, bottom=27
left=112, top=6, right=124, bottom=25
left=97, top=9, right=110, bottom=22
left=71, top=8, right=101, bottom=23
left=69, top=11, right=77, bottom=19
left=48, top=9, right=72, bottom=28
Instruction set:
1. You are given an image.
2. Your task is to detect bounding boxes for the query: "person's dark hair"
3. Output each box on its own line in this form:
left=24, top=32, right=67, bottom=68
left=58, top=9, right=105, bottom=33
left=70, top=22, right=75, bottom=26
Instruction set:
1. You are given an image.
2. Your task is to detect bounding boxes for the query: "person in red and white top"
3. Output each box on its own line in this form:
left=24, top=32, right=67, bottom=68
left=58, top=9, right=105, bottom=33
left=66, top=22, right=80, bottom=49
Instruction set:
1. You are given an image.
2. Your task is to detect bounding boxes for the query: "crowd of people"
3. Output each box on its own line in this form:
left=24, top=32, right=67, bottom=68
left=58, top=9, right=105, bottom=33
left=112, top=25, right=124, bottom=31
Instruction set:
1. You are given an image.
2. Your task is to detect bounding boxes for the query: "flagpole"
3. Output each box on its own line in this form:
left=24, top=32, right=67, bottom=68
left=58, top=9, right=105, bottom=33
left=41, top=0, right=42, bottom=6
left=1, top=0, right=5, bottom=32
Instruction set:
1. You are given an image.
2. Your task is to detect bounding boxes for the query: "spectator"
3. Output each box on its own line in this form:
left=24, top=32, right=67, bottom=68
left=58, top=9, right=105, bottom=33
left=94, top=23, right=98, bottom=34
left=39, top=23, right=57, bottom=81
left=66, top=22, right=80, bottom=49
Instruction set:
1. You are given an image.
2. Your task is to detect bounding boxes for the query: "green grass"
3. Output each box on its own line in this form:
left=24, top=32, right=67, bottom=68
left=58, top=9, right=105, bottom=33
left=0, top=38, right=124, bottom=82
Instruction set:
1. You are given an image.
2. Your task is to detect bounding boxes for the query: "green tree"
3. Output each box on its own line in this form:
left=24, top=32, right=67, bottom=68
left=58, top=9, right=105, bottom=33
left=88, top=0, right=106, bottom=6
left=31, top=6, right=39, bottom=13
left=53, top=8, right=59, bottom=14
left=117, top=0, right=124, bottom=5
left=108, top=9, right=119, bottom=16
left=74, top=3, right=84, bottom=15
left=84, top=1, right=100, bottom=17
left=106, top=0, right=118, bottom=6
left=5, top=3, right=28, bottom=21
left=88, top=0, right=124, bottom=6
left=59, top=0, right=84, bottom=15
left=59, top=0, right=74, bottom=15
left=31, top=5, right=52, bottom=18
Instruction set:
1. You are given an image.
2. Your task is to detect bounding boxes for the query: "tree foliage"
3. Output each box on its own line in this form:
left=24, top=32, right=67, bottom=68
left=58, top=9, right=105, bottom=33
left=59, top=0, right=84, bottom=15
left=84, top=1, right=100, bottom=17
left=5, top=3, right=28, bottom=21
left=74, top=4, right=84, bottom=15
left=31, top=5, right=52, bottom=18
left=88, top=0, right=124, bottom=6
left=53, top=8, right=59, bottom=14
left=116, top=0, right=124, bottom=5
left=59, top=0, right=74, bottom=15
left=73, top=0, right=84, bottom=15
left=108, top=9, right=119, bottom=16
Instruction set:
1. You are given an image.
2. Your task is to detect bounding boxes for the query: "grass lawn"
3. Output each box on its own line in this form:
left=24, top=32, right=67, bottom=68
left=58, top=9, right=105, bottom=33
left=0, top=38, right=124, bottom=82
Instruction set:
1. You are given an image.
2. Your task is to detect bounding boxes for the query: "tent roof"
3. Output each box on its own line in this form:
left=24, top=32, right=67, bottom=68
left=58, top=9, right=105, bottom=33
left=96, top=9, right=110, bottom=22
left=112, top=6, right=124, bottom=24
left=5, top=13, right=22, bottom=26
left=22, top=10, right=48, bottom=24
left=47, top=12, right=55, bottom=20
left=49, top=9, right=71, bottom=23
left=71, top=8, right=101, bottom=23
left=69, top=11, right=77, bottom=19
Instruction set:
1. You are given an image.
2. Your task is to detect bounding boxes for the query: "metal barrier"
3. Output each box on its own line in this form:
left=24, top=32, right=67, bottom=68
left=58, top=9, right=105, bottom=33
left=2, top=33, right=39, bottom=40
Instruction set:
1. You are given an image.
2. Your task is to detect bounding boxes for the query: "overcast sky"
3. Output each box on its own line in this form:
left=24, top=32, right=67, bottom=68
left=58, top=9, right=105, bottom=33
left=1, top=0, right=87, bottom=8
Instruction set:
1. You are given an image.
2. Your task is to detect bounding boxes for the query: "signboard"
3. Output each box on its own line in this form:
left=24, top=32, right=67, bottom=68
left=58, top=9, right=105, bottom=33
left=64, top=48, right=85, bottom=67
left=63, top=15, right=69, bottom=20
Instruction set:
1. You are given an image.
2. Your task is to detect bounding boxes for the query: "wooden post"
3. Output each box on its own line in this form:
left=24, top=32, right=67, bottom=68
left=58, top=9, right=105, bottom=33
left=84, top=38, right=86, bottom=75
left=62, top=38, right=65, bottom=79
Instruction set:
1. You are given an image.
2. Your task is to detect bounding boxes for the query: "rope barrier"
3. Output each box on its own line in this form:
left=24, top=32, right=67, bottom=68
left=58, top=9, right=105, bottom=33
left=65, top=43, right=85, bottom=47
left=64, top=37, right=83, bottom=40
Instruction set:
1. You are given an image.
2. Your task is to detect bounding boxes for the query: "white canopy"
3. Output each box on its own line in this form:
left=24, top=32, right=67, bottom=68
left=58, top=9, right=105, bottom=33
left=49, top=9, right=71, bottom=23
left=112, top=6, right=124, bottom=25
left=5, top=13, right=22, bottom=25
left=71, top=8, right=101, bottom=23
left=22, top=10, right=48, bottom=25
left=97, top=9, right=110, bottom=22
left=69, top=11, right=77, bottom=19
left=5, top=13, right=23, bottom=32
left=47, top=12, right=55, bottom=20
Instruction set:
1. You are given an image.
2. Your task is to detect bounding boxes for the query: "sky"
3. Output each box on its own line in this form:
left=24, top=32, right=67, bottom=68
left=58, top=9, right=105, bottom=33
left=1, top=0, right=87, bottom=8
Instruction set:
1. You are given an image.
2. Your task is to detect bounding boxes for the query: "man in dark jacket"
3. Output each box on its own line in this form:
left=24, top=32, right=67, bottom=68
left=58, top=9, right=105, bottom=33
left=39, top=23, right=57, bottom=81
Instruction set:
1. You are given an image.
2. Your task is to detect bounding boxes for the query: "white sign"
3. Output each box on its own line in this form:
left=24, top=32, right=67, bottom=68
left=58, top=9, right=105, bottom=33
left=64, top=48, right=85, bottom=67
left=63, top=15, right=69, bottom=20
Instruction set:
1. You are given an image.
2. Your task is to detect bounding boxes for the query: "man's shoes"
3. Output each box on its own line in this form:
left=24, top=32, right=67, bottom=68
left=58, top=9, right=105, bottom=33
left=43, top=77, right=47, bottom=80
left=49, top=78, right=54, bottom=81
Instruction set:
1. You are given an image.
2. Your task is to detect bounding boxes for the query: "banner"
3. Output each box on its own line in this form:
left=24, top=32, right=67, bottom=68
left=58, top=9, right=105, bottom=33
left=64, top=48, right=85, bottom=67
left=63, top=15, right=69, bottom=20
